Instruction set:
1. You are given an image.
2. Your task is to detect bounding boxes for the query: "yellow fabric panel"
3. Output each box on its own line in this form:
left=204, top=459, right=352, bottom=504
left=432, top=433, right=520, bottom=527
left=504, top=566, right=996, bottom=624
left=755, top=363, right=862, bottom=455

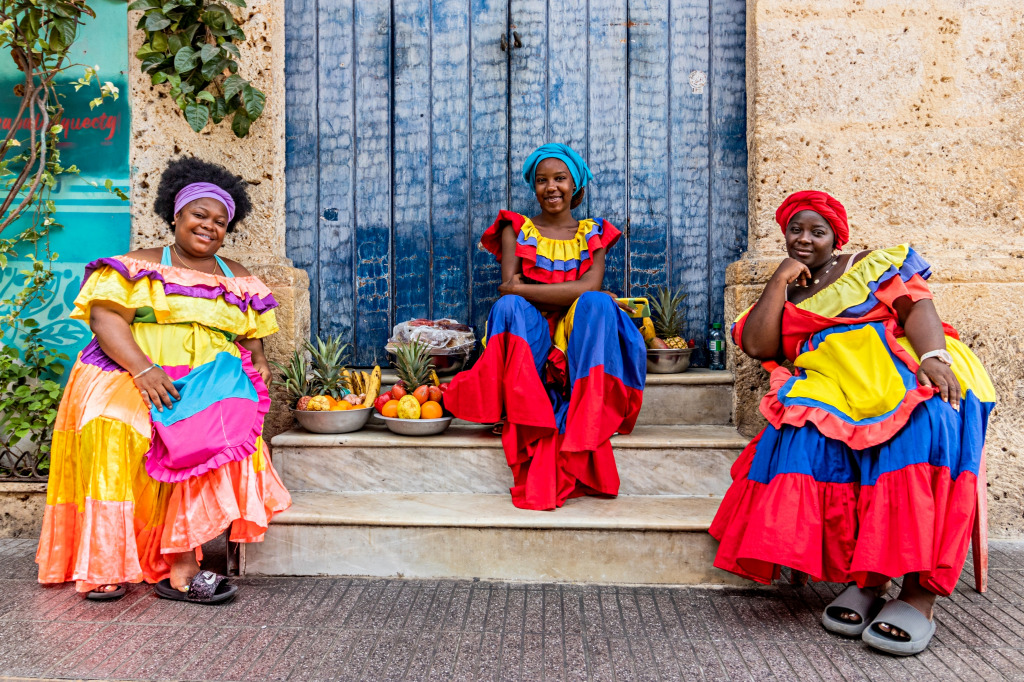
left=797, top=245, right=911, bottom=319
left=72, top=266, right=279, bottom=339
left=522, top=218, right=598, bottom=263
left=48, top=418, right=151, bottom=507
left=788, top=326, right=910, bottom=421
left=895, top=336, right=997, bottom=403
left=733, top=304, right=755, bottom=325
left=252, top=436, right=266, bottom=472
left=551, top=297, right=582, bottom=353
left=131, top=322, right=239, bottom=368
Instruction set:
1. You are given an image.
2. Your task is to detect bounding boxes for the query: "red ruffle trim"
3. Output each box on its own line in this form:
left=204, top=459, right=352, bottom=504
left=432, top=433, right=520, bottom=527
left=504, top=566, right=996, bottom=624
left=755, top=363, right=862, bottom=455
left=709, top=431, right=978, bottom=596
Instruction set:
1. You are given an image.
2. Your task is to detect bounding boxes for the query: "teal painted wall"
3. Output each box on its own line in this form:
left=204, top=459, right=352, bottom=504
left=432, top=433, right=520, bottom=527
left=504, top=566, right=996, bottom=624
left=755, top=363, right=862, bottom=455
left=0, top=0, right=131, bottom=369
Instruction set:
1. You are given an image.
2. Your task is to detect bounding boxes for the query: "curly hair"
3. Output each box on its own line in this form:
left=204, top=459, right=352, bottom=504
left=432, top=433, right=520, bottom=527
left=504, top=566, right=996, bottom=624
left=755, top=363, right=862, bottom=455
left=153, top=157, right=252, bottom=232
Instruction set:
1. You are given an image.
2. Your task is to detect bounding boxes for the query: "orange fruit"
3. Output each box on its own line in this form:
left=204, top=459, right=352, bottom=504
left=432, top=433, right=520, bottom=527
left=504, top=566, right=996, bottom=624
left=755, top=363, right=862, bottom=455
left=381, top=399, right=401, bottom=418
left=420, top=401, right=443, bottom=419
left=332, top=401, right=353, bottom=411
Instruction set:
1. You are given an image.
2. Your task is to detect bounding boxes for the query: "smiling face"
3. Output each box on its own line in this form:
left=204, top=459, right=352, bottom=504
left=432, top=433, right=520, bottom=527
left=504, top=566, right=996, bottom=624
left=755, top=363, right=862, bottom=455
left=784, top=209, right=835, bottom=269
left=173, top=197, right=229, bottom=258
left=533, top=157, right=576, bottom=215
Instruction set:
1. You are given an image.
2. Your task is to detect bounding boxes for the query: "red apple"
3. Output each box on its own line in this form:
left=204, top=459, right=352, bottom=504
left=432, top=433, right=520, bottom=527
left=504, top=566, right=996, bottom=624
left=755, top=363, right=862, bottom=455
left=374, top=392, right=392, bottom=414
left=427, top=386, right=442, bottom=402
left=391, top=384, right=407, bottom=400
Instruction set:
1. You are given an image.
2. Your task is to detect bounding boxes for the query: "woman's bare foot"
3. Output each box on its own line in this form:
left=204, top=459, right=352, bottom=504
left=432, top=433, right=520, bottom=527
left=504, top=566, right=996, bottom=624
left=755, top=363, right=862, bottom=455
left=168, top=550, right=201, bottom=592
left=836, top=581, right=891, bottom=623
left=94, top=584, right=121, bottom=593
left=875, top=573, right=936, bottom=640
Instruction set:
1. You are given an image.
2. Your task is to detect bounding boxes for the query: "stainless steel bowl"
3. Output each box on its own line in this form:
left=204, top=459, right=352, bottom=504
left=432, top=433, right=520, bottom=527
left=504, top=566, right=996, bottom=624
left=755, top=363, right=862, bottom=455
left=646, top=347, right=693, bottom=374
left=377, top=414, right=453, bottom=436
left=387, top=347, right=472, bottom=377
left=292, top=406, right=372, bottom=433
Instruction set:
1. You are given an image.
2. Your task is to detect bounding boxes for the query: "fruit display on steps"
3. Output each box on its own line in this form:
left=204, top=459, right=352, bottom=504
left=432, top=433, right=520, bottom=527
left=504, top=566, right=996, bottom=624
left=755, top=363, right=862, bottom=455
left=649, top=285, right=689, bottom=349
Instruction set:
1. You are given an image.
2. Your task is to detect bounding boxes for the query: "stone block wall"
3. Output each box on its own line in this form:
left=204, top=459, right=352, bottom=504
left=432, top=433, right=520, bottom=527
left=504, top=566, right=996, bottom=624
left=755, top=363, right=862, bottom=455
left=127, top=1, right=308, bottom=439
left=732, top=0, right=1024, bottom=537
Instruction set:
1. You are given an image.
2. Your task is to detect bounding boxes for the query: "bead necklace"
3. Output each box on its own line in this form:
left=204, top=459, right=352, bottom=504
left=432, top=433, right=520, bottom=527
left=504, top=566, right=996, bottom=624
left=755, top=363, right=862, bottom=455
left=811, top=255, right=839, bottom=285
left=171, top=243, right=217, bottom=275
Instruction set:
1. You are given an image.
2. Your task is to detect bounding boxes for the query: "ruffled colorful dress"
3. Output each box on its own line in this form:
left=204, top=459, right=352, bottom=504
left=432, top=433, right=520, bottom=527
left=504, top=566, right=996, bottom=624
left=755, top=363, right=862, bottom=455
left=36, top=247, right=291, bottom=592
left=446, top=211, right=647, bottom=511
left=710, top=245, right=995, bottom=596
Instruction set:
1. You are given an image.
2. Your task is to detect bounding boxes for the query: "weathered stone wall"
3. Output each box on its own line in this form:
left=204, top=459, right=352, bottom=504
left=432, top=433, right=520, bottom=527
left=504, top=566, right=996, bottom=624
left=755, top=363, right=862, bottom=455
left=127, top=1, right=308, bottom=438
left=732, top=0, right=1024, bottom=537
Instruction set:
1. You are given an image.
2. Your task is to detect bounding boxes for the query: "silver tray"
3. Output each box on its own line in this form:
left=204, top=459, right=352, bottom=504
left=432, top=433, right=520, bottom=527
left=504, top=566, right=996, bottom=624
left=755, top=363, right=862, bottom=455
left=376, top=414, right=453, bottom=436
left=646, top=347, right=693, bottom=374
left=292, top=406, right=372, bottom=433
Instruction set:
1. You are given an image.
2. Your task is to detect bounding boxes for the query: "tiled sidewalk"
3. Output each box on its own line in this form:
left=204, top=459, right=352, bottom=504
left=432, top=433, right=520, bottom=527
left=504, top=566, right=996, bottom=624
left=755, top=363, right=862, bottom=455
left=1, top=539, right=1023, bottom=681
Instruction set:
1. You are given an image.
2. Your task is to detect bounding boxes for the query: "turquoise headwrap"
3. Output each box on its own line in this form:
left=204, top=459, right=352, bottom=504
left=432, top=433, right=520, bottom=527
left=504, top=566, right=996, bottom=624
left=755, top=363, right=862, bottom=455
left=522, top=143, right=593, bottom=197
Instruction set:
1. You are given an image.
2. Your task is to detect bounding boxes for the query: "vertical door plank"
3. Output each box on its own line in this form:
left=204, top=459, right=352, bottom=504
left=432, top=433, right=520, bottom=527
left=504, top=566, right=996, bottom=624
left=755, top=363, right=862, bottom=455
left=284, top=0, right=320, bottom=335
left=508, top=0, right=548, bottom=215
left=669, top=0, right=710, bottom=343
left=430, top=0, right=472, bottom=324
left=468, top=0, right=510, bottom=337
left=316, top=0, right=356, bottom=346
left=587, top=0, right=628, bottom=296
left=393, top=1, right=432, bottom=325
left=352, top=0, right=393, bottom=365
left=709, top=0, right=748, bottom=329
left=546, top=0, right=587, bottom=151
left=626, top=0, right=671, bottom=296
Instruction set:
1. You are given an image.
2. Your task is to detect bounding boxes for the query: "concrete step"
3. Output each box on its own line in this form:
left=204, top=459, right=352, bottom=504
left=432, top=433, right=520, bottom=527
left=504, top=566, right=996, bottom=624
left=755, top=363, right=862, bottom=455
left=373, top=368, right=735, bottom=426
left=270, top=424, right=749, bottom=497
left=242, top=491, right=743, bottom=586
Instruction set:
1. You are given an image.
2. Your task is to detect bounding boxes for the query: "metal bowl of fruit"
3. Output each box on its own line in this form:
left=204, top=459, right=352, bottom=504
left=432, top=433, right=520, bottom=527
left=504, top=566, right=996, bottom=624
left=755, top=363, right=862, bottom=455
left=292, top=405, right=373, bottom=434
left=646, top=347, right=693, bottom=374
left=377, top=414, right=452, bottom=436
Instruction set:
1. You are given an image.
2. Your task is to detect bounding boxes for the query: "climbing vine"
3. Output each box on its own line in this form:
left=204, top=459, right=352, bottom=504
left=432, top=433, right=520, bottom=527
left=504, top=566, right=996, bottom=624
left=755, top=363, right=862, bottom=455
left=0, top=0, right=123, bottom=478
left=130, top=0, right=266, bottom=137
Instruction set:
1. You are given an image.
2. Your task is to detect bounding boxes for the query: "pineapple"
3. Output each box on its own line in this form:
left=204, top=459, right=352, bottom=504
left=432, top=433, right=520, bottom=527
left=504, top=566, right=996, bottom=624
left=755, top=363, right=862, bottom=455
left=391, top=339, right=434, bottom=391
left=650, top=286, right=688, bottom=349
left=306, top=335, right=351, bottom=400
left=271, top=349, right=316, bottom=409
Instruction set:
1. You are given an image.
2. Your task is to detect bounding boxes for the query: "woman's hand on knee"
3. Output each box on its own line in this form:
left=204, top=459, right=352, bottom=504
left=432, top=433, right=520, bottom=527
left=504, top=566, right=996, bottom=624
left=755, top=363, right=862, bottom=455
left=134, top=366, right=180, bottom=412
left=917, top=357, right=961, bottom=410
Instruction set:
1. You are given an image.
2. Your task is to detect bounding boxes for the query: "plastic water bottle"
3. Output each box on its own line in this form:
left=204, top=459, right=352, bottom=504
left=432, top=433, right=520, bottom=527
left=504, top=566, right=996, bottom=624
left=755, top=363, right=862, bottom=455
left=708, top=322, right=726, bottom=370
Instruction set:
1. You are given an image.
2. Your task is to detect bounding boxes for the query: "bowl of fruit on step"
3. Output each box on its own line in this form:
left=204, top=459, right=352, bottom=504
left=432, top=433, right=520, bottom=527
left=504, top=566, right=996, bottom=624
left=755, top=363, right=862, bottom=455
left=273, top=336, right=383, bottom=434
left=374, top=339, right=453, bottom=436
left=646, top=286, right=693, bottom=374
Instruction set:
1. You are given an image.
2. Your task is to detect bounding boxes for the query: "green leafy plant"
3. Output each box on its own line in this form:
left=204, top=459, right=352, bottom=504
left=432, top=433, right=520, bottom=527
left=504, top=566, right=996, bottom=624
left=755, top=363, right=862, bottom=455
left=130, top=0, right=266, bottom=136
left=0, top=317, right=66, bottom=479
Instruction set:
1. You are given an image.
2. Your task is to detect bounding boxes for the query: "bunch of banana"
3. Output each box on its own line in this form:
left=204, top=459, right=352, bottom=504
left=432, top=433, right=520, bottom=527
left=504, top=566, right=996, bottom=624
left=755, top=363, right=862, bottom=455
left=342, top=366, right=383, bottom=407
left=362, top=366, right=382, bottom=408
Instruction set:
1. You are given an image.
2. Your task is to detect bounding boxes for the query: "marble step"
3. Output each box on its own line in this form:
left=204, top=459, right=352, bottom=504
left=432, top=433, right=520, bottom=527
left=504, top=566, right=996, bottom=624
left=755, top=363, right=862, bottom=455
left=371, top=368, right=735, bottom=427
left=242, top=491, right=744, bottom=586
left=271, top=424, right=749, bottom=497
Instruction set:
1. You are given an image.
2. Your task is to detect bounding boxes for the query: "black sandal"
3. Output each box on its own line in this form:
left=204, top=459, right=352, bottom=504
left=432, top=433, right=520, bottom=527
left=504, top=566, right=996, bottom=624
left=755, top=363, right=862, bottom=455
left=86, top=584, right=126, bottom=601
left=154, top=570, right=237, bottom=605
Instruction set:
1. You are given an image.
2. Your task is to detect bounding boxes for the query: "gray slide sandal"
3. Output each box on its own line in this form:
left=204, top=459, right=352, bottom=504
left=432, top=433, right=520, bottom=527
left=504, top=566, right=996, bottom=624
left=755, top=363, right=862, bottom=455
left=862, top=599, right=936, bottom=656
left=821, top=584, right=886, bottom=637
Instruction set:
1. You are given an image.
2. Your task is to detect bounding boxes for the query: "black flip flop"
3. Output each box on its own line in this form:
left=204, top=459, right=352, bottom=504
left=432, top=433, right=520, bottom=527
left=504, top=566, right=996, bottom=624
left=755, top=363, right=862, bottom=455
left=86, top=584, right=126, bottom=601
left=154, top=570, right=238, bottom=605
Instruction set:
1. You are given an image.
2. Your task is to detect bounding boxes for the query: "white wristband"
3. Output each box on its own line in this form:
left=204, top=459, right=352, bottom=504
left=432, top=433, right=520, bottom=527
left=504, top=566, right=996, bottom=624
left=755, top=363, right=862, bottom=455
left=919, top=349, right=952, bottom=366
left=133, top=363, right=159, bottom=379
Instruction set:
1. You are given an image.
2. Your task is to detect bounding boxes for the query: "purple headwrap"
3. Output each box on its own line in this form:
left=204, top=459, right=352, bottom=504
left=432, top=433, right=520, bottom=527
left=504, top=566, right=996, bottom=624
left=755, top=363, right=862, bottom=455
left=173, top=182, right=236, bottom=222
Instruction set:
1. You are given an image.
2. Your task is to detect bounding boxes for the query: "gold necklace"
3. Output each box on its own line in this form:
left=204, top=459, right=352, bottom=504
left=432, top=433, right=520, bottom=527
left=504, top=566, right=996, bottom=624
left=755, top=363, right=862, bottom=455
left=171, top=244, right=217, bottom=275
left=812, top=256, right=839, bottom=285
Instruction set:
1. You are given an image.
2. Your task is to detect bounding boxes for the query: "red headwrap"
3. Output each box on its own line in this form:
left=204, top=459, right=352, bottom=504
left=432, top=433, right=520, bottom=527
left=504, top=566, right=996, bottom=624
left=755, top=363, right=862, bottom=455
left=775, top=190, right=849, bottom=250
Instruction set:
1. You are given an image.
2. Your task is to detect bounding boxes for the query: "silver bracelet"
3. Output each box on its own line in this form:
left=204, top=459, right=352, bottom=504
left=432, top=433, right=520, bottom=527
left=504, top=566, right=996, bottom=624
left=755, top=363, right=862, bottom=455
left=919, top=349, right=953, bottom=366
left=133, top=363, right=159, bottom=379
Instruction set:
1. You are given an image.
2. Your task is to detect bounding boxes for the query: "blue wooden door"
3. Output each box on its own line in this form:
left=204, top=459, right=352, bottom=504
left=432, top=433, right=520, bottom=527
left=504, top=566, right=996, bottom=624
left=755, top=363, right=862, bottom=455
left=285, top=0, right=747, bottom=365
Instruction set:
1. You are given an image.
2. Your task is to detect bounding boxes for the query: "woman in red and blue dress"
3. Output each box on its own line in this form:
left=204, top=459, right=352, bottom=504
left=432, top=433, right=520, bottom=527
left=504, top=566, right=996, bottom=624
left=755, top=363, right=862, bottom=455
left=710, top=191, right=995, bottom=655
left=445, top=144, right=646, bottom=512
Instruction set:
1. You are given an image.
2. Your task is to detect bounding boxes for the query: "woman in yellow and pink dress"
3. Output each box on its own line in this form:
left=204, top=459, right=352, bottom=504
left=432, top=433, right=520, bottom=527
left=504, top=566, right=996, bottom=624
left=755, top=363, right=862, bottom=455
left=445, top=144, right=647, bottom=511
left=710, top=190, right=995, bottom=655
left=36, top=158, right=290, bottom=603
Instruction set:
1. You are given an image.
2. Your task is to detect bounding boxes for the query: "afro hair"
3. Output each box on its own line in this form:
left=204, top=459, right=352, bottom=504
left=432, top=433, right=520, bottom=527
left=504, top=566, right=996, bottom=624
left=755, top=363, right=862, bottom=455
left=153, top=157, right=253, bottom=232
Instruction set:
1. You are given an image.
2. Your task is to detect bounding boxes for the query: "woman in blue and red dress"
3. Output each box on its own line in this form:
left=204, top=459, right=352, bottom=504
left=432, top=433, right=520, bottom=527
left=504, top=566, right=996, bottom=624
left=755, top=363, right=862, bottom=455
left=445, top=143, right=647, bottom=512
left=710, top=190, right=995, bottom=655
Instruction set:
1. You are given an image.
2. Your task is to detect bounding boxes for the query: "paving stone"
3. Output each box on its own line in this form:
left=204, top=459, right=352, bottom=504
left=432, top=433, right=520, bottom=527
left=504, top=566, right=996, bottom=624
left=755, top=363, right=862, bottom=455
left=4, top=539, right=1024, bottom=680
